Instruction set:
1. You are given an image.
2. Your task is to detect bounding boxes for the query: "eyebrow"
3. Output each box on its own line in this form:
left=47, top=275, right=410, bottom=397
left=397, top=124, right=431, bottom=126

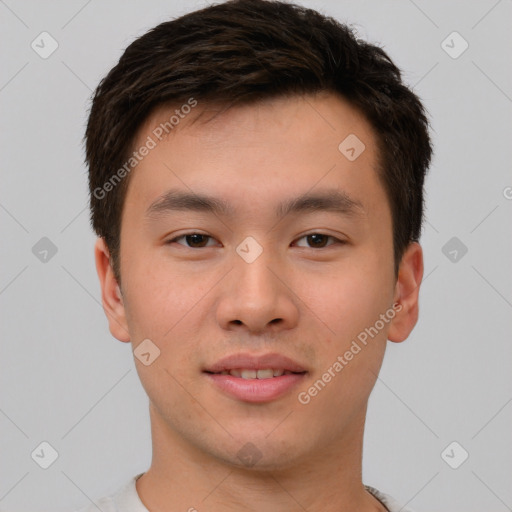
left=276, top=190, right=366, bottom=219
left=145, top=188, right=366, bottom=220
left=146, top=189, right=235, bottom=218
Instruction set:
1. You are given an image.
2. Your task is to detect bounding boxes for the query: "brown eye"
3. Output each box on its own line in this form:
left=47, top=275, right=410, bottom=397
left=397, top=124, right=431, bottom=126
left=168, top=233, right=217, bottom=248
left=306, top=234, right=329, bottom=248
left=185, top=234, right=210, bottom=247
left=294, top=233, right=341, bottom=248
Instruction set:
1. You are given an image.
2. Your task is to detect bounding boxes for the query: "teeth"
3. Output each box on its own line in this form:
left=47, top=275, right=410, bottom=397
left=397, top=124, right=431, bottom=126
left=256, top=369, right=274, bottom=379
left=240, top=369, right=257, bottom=379
left=220, top=368, right=294, bottom=379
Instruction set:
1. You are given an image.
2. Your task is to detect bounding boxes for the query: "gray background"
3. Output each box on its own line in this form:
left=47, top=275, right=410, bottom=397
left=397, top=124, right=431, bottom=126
left=1, top=1, right=511, bottom=511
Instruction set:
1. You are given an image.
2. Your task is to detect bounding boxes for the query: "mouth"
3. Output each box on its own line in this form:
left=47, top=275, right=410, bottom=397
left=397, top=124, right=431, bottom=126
left=203, top=353, right=308, bottom=403
left=205, top=368, right=305, bottom=379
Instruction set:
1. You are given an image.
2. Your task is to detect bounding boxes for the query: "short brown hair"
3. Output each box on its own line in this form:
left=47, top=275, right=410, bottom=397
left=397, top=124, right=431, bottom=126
left=85, top=0, right=432, bottom=285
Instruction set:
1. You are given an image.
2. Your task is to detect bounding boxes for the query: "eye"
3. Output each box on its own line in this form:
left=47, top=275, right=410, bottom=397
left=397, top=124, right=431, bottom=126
left=167, top=233, right=219, bottom=248
left=293, top=233, right=344, bottom=249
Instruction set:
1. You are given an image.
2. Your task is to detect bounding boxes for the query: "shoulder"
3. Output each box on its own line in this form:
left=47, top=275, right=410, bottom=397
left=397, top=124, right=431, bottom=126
left=365, top=485, right=417, bottom=512
left=72, top=473, right=147, bottom=512
left=74, top=495, right=116, bottom=512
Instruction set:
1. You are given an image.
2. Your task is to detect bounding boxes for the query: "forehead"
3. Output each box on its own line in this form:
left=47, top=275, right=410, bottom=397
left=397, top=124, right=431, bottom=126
left=125, top=92, right=386, bottom=224
left=139, top=92, right=374, bottom=153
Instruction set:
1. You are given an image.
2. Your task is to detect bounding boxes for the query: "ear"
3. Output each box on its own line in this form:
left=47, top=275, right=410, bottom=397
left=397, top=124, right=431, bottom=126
left=387, top=242, right=424, bottom=343
left=94, top=237, right=130, bottom=343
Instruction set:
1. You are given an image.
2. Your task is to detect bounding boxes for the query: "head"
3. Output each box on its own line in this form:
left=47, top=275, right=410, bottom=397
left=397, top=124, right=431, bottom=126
left=87, top=0, right=431, bottom=471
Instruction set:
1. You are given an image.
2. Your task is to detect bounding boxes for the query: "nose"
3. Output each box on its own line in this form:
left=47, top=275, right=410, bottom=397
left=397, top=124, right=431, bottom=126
left=215, top=249, right=300, bottom=334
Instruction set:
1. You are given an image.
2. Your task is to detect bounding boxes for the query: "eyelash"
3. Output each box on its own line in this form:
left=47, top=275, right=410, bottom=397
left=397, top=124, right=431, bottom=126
left=166, top=233, right=345, bottom=249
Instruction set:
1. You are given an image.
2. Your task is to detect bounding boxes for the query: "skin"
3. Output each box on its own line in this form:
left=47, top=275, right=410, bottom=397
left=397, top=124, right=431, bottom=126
left=95, top=91, right=423, bottom=512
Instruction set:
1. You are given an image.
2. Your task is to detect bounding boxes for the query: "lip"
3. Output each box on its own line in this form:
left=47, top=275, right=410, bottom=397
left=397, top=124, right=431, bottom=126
left=203, top=352, right=307, bottom=403
left=203, top=352, right=307, bottom=373
left=206, top=372, right=306, bottom=403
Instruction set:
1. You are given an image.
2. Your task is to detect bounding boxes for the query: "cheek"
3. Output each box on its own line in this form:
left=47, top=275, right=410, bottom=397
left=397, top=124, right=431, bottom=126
left=121, top=255, right=216, bottom=367
left=123, top=269, right=201, bottom=402
left=294, top=259, right=393, bottom=342
left=121, top=256, right=182, bottom=343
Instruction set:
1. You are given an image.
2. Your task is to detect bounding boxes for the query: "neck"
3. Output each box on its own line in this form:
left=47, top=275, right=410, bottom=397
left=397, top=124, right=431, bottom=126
left=136, top=403, right=386, bottom=512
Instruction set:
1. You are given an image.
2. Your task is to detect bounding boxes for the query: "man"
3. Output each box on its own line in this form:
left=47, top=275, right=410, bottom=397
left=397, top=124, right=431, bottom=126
left=80, top=0, right=432, bottom=510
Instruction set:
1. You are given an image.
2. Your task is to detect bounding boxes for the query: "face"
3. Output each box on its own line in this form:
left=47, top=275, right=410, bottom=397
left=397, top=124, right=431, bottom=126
left=96, top=92, right=423, bottom=471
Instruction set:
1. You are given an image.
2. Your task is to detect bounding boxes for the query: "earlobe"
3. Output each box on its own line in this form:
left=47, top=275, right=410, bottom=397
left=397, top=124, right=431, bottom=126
left=94, top=238, right=131, bottom=343
left=387, top=242, right=424, bottom=343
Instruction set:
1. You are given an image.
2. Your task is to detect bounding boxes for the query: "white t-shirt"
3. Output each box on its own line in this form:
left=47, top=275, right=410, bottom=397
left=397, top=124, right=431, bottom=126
left=74, top=473, right=416, bottom=512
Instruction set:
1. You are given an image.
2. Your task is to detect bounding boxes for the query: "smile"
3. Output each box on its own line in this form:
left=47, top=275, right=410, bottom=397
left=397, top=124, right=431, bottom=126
left=211, top=368, right=303, bottom=379
left=203, top=352, right=309, bottom=402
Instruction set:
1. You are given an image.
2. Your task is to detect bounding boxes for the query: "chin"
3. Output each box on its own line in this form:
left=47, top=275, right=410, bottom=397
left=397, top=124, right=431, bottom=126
left=211, top=432, right=309, bottom=472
